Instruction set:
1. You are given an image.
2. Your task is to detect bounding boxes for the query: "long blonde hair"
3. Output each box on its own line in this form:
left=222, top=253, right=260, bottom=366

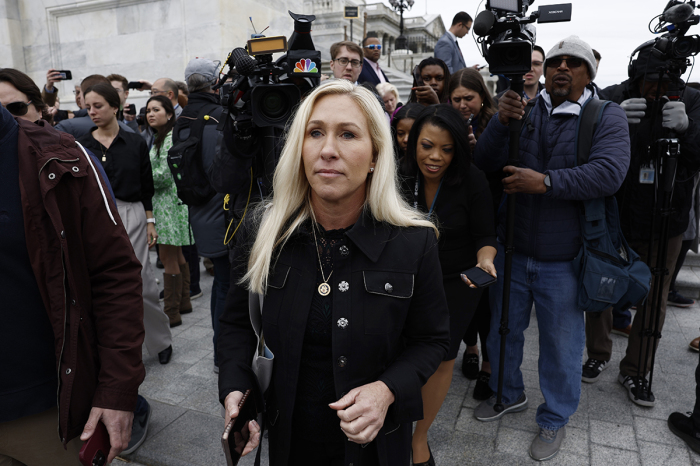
left=243, top=80, right=437, bottom=294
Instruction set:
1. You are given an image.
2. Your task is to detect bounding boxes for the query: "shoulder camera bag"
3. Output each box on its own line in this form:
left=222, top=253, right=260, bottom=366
left=574, top=98, right=652, bottom=313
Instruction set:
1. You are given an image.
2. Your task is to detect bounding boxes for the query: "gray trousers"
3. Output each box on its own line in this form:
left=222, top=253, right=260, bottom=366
left=585, top=235, right=682, bottom=376
left=116, top=199, right=172, bottom=355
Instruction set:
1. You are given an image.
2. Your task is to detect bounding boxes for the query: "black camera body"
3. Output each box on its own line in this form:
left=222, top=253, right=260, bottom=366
left=474, top=0, right=571, bottom=76
left=652, top=1, right=700, bottom=61
left=221, top=11, right=321, bottom=131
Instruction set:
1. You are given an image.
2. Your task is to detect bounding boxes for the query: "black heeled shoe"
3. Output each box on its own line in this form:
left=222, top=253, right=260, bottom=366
left=412, top=443, right=435, bottom=466
left=158, top=345, right=173, bottom=364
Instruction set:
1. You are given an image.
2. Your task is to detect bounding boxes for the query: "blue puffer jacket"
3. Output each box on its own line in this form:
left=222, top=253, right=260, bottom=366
left=474, top=88, right=631, bottom=261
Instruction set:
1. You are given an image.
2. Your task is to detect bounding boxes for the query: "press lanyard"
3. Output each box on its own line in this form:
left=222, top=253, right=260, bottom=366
left=413, top=172, right=443, bottom=217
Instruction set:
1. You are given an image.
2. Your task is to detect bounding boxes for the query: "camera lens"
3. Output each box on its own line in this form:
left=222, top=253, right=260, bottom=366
left=261, top=90, right=289, bottom=121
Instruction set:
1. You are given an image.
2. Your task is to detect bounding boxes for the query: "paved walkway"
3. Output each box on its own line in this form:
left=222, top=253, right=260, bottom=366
left=116, top=251, right=700, bottom=465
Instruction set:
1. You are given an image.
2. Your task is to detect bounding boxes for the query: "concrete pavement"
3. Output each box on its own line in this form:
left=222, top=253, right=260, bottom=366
left=116, top=250, right=700, bottom=465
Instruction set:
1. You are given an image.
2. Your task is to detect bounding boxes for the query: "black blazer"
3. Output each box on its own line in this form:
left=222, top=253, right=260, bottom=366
left=218, top=212, right=450, bottom=466
left=358, top=58, right=390, bottom=87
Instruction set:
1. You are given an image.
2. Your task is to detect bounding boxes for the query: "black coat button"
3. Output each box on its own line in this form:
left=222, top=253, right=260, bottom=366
left=337, top=356, right=348, bottom=368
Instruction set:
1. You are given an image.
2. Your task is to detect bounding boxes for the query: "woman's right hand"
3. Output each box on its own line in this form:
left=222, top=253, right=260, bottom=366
left=224, top=391, right=261, bottom=457
left=413, top=85, right=440, bottom=105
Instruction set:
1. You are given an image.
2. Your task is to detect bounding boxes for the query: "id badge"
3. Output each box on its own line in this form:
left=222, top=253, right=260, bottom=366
left=639, top=165, right=655, bottom=184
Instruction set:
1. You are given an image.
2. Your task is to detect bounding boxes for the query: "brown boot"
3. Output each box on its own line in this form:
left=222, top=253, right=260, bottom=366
left=164, top=273, right=183, bottom=327
left=179, top=262, right=193, bottom=314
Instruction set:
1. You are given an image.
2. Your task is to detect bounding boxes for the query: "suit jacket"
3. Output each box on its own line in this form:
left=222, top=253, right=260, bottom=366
left=218, top=212, right=450, bottom=466
left=435, top=32, right=466, bottom=73
left=358, top=58, right=389, bottom=86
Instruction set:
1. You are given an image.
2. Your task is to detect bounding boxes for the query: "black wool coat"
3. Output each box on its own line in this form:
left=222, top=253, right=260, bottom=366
left=218, top=211, right=450, bottom=466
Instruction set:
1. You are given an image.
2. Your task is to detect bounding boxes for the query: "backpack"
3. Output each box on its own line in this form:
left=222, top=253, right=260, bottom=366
left=573, top=98, right=652, bottom=313
left=167, top=103, right=220, bottom=206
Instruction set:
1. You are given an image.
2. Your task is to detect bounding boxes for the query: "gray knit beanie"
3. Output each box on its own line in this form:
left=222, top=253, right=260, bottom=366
left=546, top=35, right=596, bottom=80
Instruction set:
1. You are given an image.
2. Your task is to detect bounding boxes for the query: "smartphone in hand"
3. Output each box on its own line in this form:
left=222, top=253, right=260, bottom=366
left=78, top=421, right=110, bottom=466
left=461, top=266, right=497, bottom=288
left=127, top=81, right=144, bottom=90
left=222, top=390, right=257, bottom=466
left=57, top=70, right=73, bottom=80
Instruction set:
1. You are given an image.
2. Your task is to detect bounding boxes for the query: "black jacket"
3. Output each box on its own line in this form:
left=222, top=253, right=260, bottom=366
left=173, top=92, right=228, bottom=258
left=218, top=212, right=450, bottom=466
left=599, top=81, right=700, bottom=241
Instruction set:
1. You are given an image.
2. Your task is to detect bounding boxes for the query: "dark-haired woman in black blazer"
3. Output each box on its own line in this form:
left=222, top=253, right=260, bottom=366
left=401, top=104, right=497, bottom=465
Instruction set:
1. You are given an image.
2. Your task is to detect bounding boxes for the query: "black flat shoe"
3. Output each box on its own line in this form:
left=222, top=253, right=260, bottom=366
left=158, top=345, right=172, bottom=364
left=461, top=353, right=479, bottom=380
left=473, top=371, right=494, bottom=401
left=413, top=443, right=435, bottom=466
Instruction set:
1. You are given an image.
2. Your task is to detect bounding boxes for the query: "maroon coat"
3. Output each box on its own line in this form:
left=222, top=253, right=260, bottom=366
left=16, top=118, right=145, bottom=444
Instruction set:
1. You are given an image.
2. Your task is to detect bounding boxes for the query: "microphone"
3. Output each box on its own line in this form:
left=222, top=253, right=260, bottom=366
left=232, top=48, right=257, bottom=76
left=662, top=2, right=695, bottom=23
left=474, top=10, right=496, bottom=36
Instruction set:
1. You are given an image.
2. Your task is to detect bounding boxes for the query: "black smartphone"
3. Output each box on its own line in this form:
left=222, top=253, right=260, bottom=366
left=461, top=266, right=497, bottom=288
left=125, top=103, right=137, bottom=115
left=222, top=390, right=257, bottom=466
left=78, top=421, right=110, bottom=466
left=412, top=65, right=424, bottom=87
left=127, top=81, right=144, bottom=90
left=57, top=70, right=72, bottom=80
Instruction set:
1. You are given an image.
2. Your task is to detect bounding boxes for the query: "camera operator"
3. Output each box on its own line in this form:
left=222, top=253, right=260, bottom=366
left=472, top=36, right=630, bottom=460
left=173, top=58, right=230, bottom=373
left=584, top=43, right=700, bottom=407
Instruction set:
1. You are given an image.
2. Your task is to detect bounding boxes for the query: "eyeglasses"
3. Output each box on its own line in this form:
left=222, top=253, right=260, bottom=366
left=73, top=90, right=81, bottom=95
left=546, top=56, right=584, bottom=69
left=150, top=89, right=166, bottom=96
left=333, top=57, right=362, bottom=68
left=5, top=101, right=31, bottom=116
left=364, top=44, right=382, bottom=50
left=113, top=87, right=124, bottom=94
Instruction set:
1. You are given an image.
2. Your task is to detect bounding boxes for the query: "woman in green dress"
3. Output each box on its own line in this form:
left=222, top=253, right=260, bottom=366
left=146, top=95, right=193, bottom=327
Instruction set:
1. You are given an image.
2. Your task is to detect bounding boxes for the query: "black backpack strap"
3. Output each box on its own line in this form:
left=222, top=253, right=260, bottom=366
left=575, top=98, right=610, bottom=166
left=175, top=103, right=220, bottom=143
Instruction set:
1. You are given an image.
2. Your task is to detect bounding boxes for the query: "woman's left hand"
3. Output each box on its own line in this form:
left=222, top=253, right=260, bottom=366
left=147, top=223, right=158, bottom=248
left=329, top=381, right=395, bottom=444
left=461, top=260, right=497, bottom=288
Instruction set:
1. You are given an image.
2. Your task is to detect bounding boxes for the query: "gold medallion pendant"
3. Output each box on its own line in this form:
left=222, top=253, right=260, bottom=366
left=318, top=282, right=331, bottom=296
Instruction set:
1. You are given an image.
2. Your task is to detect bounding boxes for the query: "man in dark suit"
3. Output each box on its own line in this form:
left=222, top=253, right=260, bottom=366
left=358, top=36, right=389, bottom=86
left=435, top=12, right=472, bottom=73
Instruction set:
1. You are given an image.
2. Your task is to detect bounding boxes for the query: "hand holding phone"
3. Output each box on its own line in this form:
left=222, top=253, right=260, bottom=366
left=79, top=421, right=110, bottom=466
left=461, top=265, right=497, bottom=288
left=222, top=390, right=260, bottom=466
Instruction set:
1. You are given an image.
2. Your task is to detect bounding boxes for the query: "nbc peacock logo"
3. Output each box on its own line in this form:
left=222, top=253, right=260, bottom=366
left=294, top=59, right=318, bottom=73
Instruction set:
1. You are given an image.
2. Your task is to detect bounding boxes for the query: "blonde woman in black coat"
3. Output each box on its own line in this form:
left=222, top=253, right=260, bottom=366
left=218, top=81, right=451, bottom=466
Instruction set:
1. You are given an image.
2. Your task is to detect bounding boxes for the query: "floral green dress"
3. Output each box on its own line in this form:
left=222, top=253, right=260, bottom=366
left=150, top=131, right=193, bottom=246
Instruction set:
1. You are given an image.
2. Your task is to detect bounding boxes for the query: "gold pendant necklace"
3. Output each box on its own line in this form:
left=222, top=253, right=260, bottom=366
left=312, top=223, right=333, bottom=297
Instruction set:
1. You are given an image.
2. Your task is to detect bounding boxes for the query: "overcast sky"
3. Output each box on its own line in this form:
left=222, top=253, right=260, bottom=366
left=382, top=0, right=700, bottom=88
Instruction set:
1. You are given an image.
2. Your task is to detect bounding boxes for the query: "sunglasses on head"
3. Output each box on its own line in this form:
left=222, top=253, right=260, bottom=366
left=5, top=101, right=31, bottom=116
left=364, top=44, right=382, bottom=50
left=546, top=56, right=584, bottom=69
